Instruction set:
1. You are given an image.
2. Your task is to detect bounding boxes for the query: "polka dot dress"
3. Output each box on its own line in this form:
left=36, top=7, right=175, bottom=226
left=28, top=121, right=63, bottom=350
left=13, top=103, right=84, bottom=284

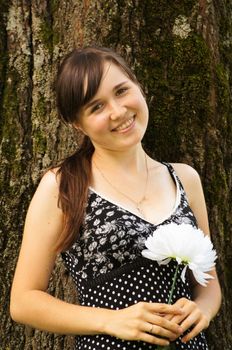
left=62, top=163, right=209, bottom=350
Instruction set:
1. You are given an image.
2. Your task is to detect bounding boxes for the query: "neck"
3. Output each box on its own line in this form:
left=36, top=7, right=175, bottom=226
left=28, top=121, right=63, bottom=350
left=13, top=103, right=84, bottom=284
left=92, top=144, right=147, bottom=173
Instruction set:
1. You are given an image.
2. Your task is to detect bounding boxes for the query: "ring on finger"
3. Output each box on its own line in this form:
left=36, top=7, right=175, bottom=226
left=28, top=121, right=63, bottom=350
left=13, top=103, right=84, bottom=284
left=149, top=323, right=153, bottom=333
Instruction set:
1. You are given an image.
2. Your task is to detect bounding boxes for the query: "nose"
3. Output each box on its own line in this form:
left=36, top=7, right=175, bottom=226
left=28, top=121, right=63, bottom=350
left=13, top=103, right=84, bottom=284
left=109, top=99, right=126, bottom=120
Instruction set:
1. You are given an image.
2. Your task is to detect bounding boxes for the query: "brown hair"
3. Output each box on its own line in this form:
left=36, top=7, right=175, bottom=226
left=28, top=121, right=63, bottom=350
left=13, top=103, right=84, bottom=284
left=55, top=46, right=140, bottom=252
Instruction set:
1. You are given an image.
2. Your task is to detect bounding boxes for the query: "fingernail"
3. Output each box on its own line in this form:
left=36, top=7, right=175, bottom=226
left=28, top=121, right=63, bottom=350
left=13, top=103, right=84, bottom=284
left=170, top=337, right=177, bottom=342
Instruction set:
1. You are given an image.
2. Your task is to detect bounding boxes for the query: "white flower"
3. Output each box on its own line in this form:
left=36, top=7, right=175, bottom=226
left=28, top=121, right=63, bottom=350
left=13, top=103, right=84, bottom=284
left=142, top=223, right=217, bottom=286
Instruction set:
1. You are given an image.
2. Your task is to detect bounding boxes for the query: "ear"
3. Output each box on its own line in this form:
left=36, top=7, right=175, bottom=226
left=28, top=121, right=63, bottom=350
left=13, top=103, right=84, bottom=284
left=72, top=123, right=87, bottom=135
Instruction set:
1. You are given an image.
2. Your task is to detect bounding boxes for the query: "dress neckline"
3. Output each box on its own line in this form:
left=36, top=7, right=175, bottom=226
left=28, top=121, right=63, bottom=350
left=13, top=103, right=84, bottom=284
left=88, top=162, right=181, bottom=227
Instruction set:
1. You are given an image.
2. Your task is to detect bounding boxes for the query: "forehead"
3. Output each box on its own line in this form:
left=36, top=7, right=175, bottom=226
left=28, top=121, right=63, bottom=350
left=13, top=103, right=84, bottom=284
left=99, top=61, right=130, bottom=88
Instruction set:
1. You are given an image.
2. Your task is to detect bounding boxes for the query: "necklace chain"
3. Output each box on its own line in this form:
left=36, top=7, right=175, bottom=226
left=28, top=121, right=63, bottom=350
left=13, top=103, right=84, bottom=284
left=93, top=154, right=149, bottom=217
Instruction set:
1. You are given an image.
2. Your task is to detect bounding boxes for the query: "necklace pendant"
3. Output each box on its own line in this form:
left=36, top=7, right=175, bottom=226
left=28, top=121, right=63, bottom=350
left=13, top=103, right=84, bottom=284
left=138, top=196, right=146, bottom=205
left=136, top=204, right=144, bottom=216
left=136, top=196, right=147, bottom=216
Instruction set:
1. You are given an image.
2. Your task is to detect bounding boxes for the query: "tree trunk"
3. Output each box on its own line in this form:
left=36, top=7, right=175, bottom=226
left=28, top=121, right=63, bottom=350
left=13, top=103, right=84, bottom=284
left=1, top=0, right=231, bottom=349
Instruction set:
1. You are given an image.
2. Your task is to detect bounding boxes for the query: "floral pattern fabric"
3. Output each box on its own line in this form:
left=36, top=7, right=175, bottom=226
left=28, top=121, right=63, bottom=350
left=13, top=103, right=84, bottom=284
left=61, top=163, right=208, bottom=350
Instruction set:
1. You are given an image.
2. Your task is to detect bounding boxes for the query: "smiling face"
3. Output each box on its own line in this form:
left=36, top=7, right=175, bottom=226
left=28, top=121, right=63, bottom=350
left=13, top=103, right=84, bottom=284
left=76, top=61, right=149, bottom=153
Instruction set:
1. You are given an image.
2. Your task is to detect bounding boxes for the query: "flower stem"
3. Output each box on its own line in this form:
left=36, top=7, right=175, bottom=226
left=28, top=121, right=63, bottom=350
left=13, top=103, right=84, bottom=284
left=156, top=263, right=179, bottom=350
left=168, top=263, right=179, bottom=304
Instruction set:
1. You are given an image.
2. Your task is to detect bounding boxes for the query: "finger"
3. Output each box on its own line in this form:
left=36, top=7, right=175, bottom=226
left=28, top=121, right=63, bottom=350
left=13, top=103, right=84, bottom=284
left=165, top=312, right=186, bottom=325
left=149, top=314, right=183, bottom=336
left=163, top=313, right=176, bottom=321
left=147, top=323, right=181, bottom=341
left=140, top=332, right=170, bottom=346
left=181, top=320, right=206, bottom=343
left=170, top=300, right=196, bottom=325
left=180, top=311, right=200, bottom=333
left=149, top=302, right=184, bottom=315
left=174, top=297, right=190, bottom=305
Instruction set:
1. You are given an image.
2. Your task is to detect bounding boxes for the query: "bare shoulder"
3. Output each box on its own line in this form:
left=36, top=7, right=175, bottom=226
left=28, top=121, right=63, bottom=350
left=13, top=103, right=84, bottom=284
left=40, top=167, right=60, bottom=185
left=37, top=168, right=60, bottom=195
left=28, top=167, right=62, bottom=216
left=24, top=167, right=63, bottom=246
left=170, top=162, right=201, bottom=185
left=169, top=163, right=211, bottom=235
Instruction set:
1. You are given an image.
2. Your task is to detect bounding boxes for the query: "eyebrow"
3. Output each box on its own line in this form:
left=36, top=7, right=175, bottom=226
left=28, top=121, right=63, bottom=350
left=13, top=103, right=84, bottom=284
left=84, top=81, right=128, bottom=110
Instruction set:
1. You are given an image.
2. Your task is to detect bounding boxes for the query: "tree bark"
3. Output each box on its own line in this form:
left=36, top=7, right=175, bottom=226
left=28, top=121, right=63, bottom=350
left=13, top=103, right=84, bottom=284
left=0, top=0, right=231, bottom=349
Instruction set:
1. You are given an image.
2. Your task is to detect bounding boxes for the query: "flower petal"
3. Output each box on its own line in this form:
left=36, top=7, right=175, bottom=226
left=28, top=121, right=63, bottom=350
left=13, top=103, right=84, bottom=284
left=142, top=223, right=217, bottom=287
left=180, top=265, right=188, bottom=283
left=158, top=258, right=171, bottom=265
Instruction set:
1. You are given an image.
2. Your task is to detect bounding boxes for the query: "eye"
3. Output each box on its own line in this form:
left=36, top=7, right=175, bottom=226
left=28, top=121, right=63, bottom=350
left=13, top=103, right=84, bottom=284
left=116, top=87, right=128, bottom=96
left=91, top=102, right=104, bottom=113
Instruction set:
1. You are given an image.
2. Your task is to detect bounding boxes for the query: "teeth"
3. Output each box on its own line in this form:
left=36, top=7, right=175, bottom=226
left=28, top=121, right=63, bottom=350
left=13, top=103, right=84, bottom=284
left=115, top=117, right=134, bottom=131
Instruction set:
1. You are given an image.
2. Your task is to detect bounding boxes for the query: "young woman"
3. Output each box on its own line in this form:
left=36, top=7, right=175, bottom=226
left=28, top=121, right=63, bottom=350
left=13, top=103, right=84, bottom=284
left=10, top=47, right=221, bottom=349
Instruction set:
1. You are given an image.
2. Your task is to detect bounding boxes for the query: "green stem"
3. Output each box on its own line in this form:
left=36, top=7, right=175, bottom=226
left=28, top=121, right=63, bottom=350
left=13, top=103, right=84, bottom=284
left=168, top=263, right=179, bottom=304
left=156, top=263, right=179, bottom=350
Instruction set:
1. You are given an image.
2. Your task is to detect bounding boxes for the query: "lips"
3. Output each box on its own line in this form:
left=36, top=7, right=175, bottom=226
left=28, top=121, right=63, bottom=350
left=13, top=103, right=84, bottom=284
left=112, top=115, right=135, bottom=132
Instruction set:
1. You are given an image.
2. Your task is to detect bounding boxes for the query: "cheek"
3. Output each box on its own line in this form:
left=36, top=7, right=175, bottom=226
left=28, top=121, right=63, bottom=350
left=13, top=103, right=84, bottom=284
left=85, top=115, right=109, bottom=134
left=130, top=90, right=147, bottom=108
left=134, top=95, right=149, bottom=116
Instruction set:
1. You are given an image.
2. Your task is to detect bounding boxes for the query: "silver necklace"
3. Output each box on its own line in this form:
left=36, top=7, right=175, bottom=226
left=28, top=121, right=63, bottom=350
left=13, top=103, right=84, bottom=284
left=93, top=154, right=149, bottom=217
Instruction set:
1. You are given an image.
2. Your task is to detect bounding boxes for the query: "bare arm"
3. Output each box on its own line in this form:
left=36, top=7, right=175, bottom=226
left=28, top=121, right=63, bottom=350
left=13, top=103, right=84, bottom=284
left=171, top=163, right=222, bottom=343
left=10, top=170, right=113, bottom=334
left=10, top=170, right=183, bottom=345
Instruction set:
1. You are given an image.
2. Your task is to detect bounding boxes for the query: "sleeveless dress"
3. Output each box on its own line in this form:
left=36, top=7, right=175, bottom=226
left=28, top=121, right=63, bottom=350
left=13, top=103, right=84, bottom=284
left=62, top=163, right=209, bottom=350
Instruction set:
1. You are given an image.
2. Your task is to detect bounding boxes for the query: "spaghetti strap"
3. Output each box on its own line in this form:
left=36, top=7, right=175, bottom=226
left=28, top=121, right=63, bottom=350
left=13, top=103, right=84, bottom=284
left=162, top=162, right=191, bottom=206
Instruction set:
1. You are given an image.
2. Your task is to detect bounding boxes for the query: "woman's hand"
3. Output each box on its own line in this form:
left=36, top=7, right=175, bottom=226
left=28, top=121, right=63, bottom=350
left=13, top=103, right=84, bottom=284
left=105, top=301, right=183, bottom=346
left=165, top=297, right=210, bottom=343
